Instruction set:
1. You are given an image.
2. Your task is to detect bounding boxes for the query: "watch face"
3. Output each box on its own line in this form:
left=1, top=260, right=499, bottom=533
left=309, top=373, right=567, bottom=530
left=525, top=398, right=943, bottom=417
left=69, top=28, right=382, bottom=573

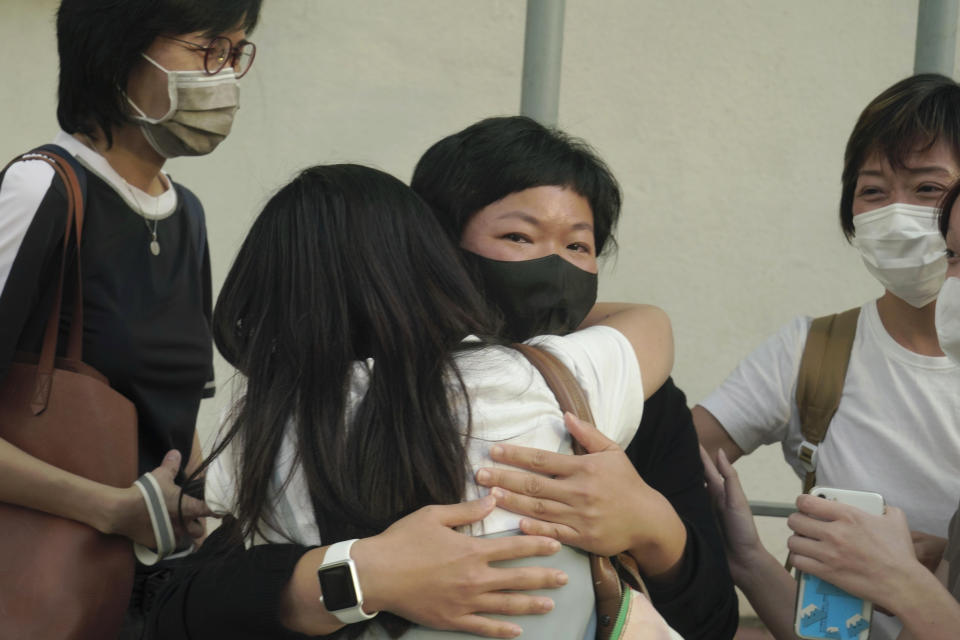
left=318, top=562, right=359, bottom=611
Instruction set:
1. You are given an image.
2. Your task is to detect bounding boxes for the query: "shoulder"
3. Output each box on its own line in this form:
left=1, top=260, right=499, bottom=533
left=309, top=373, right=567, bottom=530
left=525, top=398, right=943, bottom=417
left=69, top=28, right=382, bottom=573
left=529, top=327, right=644, bottom=445
left=168, top=178, right=208, bottom=246
left=169, top=178, right=206, bottom=223
left=0, top=158, right=68, bottom=278
left=0, top=160, right=55, bottom=211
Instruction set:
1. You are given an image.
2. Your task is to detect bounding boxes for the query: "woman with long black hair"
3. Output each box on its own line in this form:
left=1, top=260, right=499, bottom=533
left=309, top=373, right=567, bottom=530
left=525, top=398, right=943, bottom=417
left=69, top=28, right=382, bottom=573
left=197, top=164, right=674, bottom=638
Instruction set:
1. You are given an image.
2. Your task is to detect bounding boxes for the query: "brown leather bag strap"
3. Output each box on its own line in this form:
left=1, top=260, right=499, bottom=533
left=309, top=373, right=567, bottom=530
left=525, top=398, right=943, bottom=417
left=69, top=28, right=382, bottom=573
left=512, top=341, right=653, bottom=626
left=9, top=151, right=86, bottom=414
left=795, top=306, right=860, bottom=493
left=512, top=342, right=594, bottom=454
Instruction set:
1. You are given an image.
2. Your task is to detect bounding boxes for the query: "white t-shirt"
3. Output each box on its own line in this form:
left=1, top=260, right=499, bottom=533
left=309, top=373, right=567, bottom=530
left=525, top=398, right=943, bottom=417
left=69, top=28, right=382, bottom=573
left=207, top=325, right=645, bottom=544
left=701, top=300, right=960, bottom=640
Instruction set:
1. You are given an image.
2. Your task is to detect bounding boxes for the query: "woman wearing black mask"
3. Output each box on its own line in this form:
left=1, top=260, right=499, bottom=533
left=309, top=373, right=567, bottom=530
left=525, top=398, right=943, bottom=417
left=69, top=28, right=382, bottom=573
left=411, top=116, right=738, bottom=639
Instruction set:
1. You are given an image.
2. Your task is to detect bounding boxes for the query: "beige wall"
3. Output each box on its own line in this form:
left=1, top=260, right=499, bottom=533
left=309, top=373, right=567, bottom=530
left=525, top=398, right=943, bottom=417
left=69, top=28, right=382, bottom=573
left=2, top=0, right=952, bottom=618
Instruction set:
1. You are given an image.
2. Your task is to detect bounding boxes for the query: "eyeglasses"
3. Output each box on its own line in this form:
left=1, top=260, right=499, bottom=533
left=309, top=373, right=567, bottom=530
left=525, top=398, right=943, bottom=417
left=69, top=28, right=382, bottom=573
left=162, top=35, right=257, bottom=78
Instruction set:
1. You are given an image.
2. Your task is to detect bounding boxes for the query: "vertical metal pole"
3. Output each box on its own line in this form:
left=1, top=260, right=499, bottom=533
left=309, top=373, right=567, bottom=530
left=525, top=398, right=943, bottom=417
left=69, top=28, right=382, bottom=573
left=520, top=0, right=566, bottom=126
left=915, top=0, right=959, bottom=76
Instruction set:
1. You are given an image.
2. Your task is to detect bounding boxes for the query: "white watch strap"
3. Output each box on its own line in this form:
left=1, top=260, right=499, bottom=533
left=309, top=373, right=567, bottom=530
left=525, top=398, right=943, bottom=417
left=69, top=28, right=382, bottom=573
left=320, top=539, right=378, bottom=623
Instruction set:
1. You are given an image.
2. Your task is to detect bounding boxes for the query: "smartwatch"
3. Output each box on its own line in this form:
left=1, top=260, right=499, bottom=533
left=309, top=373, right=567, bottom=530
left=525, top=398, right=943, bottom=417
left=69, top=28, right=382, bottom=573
left=317, top=539, right=378, bottom=624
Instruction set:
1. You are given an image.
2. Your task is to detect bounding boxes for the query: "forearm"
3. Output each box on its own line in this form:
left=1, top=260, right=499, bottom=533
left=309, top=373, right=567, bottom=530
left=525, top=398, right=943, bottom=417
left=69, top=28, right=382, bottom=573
left=626, top=491, right=687, bottom=579
left=892, top=562, right=960, bottom=640
left=279, top=546, right=346, bottom=635
left=149, top=521, right=315, bottom=640
left=0, top=436, right=129, bottom=534
left=734, top=549, right=799, bottom=640
left=623, top=379, right=739, bottom=638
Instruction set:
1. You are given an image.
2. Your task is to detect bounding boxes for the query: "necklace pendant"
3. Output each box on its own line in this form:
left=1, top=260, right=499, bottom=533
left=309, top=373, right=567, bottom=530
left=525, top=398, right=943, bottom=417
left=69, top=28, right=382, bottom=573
left=150, top=239, right=161, bottom=256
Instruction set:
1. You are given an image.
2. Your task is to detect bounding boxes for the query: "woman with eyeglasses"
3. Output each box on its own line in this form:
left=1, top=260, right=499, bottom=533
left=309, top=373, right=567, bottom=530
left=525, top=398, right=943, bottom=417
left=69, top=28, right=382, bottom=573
left=0, top=0, right=260, bottom=636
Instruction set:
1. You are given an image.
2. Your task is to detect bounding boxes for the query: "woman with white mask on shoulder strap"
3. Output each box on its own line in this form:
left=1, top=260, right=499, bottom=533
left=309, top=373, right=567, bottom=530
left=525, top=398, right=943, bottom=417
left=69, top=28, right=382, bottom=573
left=694, top=74, right=960, bottom=640
left=700, top=186, right=960, bottom=639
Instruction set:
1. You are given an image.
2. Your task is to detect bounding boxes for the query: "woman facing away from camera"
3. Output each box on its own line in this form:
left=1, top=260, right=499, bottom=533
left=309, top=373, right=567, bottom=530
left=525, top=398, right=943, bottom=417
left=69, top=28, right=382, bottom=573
left=196, top=163, right=676, bottom=639
left=0, top=0, right=261, bottom=634
left=694, top=74, right=960, bottom=640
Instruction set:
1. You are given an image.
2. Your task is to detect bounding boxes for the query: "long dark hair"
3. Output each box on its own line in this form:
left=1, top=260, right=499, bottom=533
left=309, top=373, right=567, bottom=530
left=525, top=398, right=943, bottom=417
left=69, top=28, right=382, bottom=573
left=201, top=167, right=498, bottom=633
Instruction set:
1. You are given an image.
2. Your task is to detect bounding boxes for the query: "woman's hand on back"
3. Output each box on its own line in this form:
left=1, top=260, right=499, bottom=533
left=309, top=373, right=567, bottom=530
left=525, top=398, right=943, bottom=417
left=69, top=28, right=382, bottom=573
left=281, top=496, right=567, bottom=638
left=477, top=413, right=687, bottom=579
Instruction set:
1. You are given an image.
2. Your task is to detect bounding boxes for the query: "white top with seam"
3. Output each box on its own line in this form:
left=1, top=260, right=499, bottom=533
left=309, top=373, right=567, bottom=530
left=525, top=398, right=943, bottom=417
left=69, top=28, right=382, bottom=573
left=207, top=325, right=645, bottom=544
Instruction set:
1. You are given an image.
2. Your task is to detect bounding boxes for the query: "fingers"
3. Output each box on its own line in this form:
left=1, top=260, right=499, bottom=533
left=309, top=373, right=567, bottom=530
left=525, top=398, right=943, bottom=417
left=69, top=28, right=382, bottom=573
left=487, top=485, right=573, bottom=526
left=786, top=530, right=826, bottom=561
left=715, top=449, right=750, bottom=510
left=789, top=551, right=829, bottom=579
left=184, top=517, right=205, bottom=539
left=487, top=443, right=579, bottom=477
left=154, top=449, right=182, bottom=480
left=478, top=532, right=563, bottom=563
left=450, top=614, right=523, bottom=639
left=563, top=412, right=616, bottom=454
left=473, top=591, right=556, bottom=617
left=786, top=511, right=828, bottom=540
left=795, top=494, right=850, bottom=521
left=430, top=496, right=497, bottom=528
left=179, top=494, right=214, bottom=520
left=476, top=467, right=566, bottom=503
left=518, top=517, right=579, bottom=545
left=482, top=564, right=570, bottom=593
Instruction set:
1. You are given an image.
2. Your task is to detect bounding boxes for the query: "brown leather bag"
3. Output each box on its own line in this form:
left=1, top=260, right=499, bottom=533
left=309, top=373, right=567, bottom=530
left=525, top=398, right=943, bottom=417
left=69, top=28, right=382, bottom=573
left=513, top=343, right=667, bottom=640
left=0, top=149, right=138, bottom=639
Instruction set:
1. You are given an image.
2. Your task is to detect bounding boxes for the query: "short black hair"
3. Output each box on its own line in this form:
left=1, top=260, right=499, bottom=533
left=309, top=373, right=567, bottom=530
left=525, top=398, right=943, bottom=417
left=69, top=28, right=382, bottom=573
left=411, top=116, right=622, bottom=256
left=56, top=0, right=262, bottom=147
left=840, top=74, right=960, bottom=241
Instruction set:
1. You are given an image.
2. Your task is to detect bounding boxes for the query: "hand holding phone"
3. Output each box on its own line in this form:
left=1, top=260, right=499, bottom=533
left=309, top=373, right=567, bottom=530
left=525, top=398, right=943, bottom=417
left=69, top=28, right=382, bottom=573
left=793, top=487, right=885, bottom=640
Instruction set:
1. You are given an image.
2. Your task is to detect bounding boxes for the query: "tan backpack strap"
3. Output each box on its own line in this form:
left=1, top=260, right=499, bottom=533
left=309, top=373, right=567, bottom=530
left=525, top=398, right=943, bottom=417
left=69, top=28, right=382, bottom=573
left=795, top=306, right=860, bottom=493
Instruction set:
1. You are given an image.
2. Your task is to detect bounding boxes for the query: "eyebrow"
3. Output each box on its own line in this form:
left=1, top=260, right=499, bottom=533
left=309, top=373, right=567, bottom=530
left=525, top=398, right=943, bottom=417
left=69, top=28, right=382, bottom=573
left=858, top=166, right=954, bottom=177
left=495, top=210, right=594, bottom=232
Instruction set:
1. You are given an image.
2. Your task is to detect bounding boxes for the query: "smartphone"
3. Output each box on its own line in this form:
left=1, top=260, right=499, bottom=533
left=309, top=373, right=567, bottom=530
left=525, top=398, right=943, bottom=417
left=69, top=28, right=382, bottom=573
left=794, top=486, right=885, bottom=640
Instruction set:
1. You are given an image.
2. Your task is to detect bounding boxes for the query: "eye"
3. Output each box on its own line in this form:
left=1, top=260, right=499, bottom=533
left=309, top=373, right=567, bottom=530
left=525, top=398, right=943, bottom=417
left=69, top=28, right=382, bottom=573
left=567, top=242, right=593, bottom=255
left=917, top=183, right=946, bottom=196
left=947, top=248, right=958, bottom=261
left=501, top=232, right=530, bottom=244
left=857, top=186, right=883, bottom=198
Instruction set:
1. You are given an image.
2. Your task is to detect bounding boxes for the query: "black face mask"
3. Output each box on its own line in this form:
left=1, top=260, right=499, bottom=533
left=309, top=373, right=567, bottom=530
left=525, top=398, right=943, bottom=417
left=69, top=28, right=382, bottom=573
left=464, top=251, right=598, bottom=342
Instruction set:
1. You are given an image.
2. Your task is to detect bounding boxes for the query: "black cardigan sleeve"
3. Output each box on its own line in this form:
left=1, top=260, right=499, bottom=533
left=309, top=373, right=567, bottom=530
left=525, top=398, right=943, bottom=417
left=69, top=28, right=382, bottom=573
left=148, top=518, right=315, bottom=640
left=625, top=377, right=739, bottom=640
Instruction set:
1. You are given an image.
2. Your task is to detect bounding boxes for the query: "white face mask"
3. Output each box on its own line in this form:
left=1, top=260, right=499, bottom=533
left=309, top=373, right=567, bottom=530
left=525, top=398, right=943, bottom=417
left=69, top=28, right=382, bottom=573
left=936, top=276, right=960, bottom=364
left=127, top=54, right=239, bottom=158
left=852, top=203, right=947, bottom=308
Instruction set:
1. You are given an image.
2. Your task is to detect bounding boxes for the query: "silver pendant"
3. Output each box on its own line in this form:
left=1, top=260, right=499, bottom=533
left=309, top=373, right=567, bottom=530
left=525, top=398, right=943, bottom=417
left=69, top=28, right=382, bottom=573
left=150, top=239, right=161, bottom=256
